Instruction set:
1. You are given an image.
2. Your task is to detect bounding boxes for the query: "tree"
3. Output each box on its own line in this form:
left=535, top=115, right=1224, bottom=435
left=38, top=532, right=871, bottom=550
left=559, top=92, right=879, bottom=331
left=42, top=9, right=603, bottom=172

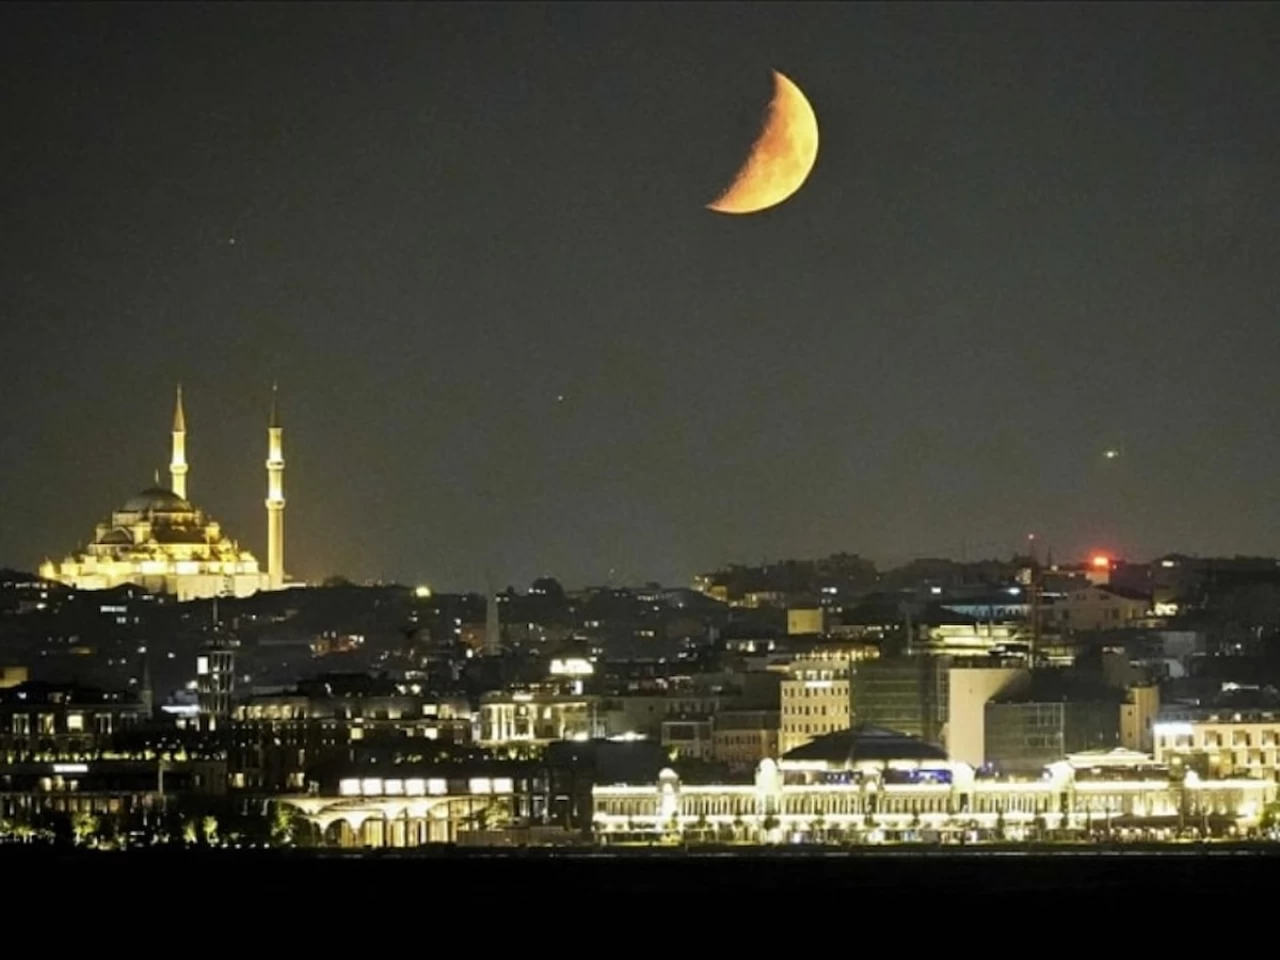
left=72, top=811, right=100, bottom=846
left=269, top=802, right=295, bottom=847
left=96, top=816, right=120, bottom=849
left=49, top=811, right=74, bottom=846
left=201, top=816, right=218, bottom=846
left=1261, top=802, right=1280, bottom=835
left=694, top=813, right=710, bottom=843
left=291, top=813, right=318, bottom=848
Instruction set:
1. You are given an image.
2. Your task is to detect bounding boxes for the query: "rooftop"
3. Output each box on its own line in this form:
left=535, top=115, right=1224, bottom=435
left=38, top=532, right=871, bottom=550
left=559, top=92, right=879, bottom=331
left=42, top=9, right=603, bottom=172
left=121, top=487, right=194, bottom=514
left=0, top=680, right=142, bottom=707
left=989, top=671, right=1126, bottom=705
left=781, top=724, right=948, bottom=765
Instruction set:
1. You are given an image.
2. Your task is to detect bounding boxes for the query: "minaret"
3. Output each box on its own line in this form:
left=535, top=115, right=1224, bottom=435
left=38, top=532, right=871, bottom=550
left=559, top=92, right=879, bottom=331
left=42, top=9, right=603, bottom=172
left=170, top=384, right=188, bottom=499
left=138, top=647, right=154, bottom=720
left=265, top=384, right=285, bottom=591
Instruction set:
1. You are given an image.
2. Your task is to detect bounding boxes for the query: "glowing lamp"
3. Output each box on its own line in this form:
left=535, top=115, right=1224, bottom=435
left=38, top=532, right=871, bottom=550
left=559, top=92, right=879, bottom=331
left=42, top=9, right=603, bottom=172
left=1091, top=555, right=1110, bottom=569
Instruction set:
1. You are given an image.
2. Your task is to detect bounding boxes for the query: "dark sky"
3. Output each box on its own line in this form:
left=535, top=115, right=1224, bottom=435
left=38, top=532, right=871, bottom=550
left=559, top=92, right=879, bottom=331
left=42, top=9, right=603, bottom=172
left=2, top=2, right=1278, bottom=590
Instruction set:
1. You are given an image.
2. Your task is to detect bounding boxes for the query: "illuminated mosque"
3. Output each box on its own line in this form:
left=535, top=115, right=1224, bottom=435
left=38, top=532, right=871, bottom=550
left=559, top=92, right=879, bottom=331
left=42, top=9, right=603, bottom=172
left=39, top=386, right=288, bottom=601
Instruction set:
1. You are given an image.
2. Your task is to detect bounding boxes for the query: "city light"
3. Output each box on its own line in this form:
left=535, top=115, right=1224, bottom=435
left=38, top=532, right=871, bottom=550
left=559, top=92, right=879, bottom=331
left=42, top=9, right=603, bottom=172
left=1091, top=555, right=1110, bottom=569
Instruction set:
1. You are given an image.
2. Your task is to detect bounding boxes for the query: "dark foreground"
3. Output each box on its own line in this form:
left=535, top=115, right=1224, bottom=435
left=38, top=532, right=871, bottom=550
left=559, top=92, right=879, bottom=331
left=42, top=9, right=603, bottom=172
left=6, top=842, right=1280, bottom=893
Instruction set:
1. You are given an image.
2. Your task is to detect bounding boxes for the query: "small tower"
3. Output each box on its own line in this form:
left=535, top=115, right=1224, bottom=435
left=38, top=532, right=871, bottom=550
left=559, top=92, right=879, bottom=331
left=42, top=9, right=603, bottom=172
left=137, top=647, right=154, bottom=720
left=484, top=591, right=502, bottom=656
left=196, top=634, right=235, bottom=732
left=265, top=384, right=285, bottom=591
left=170, top=384, right=188, bottom=499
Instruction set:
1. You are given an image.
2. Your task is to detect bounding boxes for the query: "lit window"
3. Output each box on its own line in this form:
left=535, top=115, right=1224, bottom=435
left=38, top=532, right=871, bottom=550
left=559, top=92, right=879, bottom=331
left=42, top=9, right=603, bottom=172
left=427, top=778, right=447, bottom=795
left=66, top=713, right=84, bottom=733
left=493, top=778, right=514, bottom=794
left=339, top=779, right=360, bottom=796
left=469, top=778, right=492, bottom=795
left=360, top=778, right=382, bottom=796
left=405, top=779, right=426, bottom=796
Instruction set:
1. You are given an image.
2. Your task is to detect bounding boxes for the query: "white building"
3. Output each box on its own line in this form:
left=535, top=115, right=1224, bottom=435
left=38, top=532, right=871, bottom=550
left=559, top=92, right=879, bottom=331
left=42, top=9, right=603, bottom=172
left=592, top=728, right=1275, bottom=844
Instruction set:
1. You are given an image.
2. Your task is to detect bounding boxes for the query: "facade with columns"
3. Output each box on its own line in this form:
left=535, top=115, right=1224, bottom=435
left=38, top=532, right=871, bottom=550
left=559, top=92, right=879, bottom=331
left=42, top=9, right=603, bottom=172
left=279, top=762, right=573, bottom=848
left=592, top=729, right=1277, bottom=844
left=39, top=385, right=288, bottom=600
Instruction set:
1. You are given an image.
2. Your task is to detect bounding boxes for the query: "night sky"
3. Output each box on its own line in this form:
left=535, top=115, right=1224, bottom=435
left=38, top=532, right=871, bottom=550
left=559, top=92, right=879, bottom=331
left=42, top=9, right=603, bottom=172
left=2, top=3, right=1278, bottom=590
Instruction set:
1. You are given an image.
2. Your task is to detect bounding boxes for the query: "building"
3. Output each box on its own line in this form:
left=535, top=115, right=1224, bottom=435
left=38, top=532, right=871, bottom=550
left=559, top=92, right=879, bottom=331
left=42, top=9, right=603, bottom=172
left=984, top=674, right=1124, bottom=774
left=661, top=715, right=714, bottom=762
left=39, top=385, right=289, bottom=601
left=477, top=689, right=604, bottom=748
left=1154, top=706, right=1280, bottom=783
left=838, top=602, right=1024, bottom=657
left=591, top=729, right=1276, bottom=844
left=1048, top=584, right=1151, bottom=631
left=603, top=689, right=747, bottom=741
left=278, top=740, right=669, bottom=848
left=787, top=608, right=824, bottom=636
left=780, top=657, right=851, bottom=755
left=1120, top=685, right=1160, bottom=753
left=851, top=656, right=950, bottom=749
left=0, top=681, right=148, bottom=761
left=712, top=709, right=780, bottom=772
left=229, top=681, right=472, bottom=793
left=946, top=664, right=1030, bottom=768
left=196, top=635, right=237, bottom=732
left=0, top=758, right=227, bottom=837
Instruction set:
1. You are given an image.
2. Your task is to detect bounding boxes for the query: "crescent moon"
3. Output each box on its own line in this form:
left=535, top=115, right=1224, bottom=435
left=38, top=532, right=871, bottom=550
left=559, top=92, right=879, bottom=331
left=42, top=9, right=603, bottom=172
left=707, top=70, right=819, bottom=215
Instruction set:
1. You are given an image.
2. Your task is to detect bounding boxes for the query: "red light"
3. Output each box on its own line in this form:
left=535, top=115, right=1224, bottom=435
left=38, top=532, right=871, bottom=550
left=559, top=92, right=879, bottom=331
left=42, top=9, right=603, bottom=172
left=1091, top=555, right=1110, bottom=569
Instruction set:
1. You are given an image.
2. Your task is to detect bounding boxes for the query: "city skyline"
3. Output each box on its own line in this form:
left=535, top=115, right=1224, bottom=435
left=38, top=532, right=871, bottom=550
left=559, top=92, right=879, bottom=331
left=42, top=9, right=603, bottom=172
left=3, top=4, right=1279, bottom=590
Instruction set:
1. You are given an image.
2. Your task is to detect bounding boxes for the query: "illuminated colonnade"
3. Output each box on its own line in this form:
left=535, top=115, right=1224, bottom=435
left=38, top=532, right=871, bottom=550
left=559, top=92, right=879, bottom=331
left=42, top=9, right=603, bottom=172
left=592, top=755, right=1277, bottom=842
left=280, top=774, right=517, bottom=848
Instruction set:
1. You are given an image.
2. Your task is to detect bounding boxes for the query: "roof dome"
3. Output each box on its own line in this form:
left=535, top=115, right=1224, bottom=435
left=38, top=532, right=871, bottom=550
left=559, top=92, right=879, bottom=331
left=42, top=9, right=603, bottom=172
left=781, top=725, right=949, bottom=766
left=99, top=527, right=133, bottom=545
left=122, top=487, right=193, bottom=514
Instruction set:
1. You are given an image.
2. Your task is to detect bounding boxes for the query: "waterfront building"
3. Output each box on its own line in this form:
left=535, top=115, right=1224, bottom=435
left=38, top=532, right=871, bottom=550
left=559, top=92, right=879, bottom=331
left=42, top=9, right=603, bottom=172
left=592, top=727, right=1275, bottom=843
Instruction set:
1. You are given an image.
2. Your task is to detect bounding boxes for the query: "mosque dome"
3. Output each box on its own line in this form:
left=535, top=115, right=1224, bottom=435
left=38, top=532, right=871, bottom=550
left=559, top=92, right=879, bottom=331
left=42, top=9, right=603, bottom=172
left=43, top=385, right=285, bottom=601
left=122, top=487, right=193, bottom=514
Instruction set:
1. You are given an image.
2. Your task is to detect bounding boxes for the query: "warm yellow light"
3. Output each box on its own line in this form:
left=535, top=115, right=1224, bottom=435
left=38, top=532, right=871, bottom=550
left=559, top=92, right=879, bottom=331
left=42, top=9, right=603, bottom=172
left=414, top=585, right=432, bottom=599
left=1092, top=555, right=1110, bottom=569
left=708, top=69, right=819, bottom=215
